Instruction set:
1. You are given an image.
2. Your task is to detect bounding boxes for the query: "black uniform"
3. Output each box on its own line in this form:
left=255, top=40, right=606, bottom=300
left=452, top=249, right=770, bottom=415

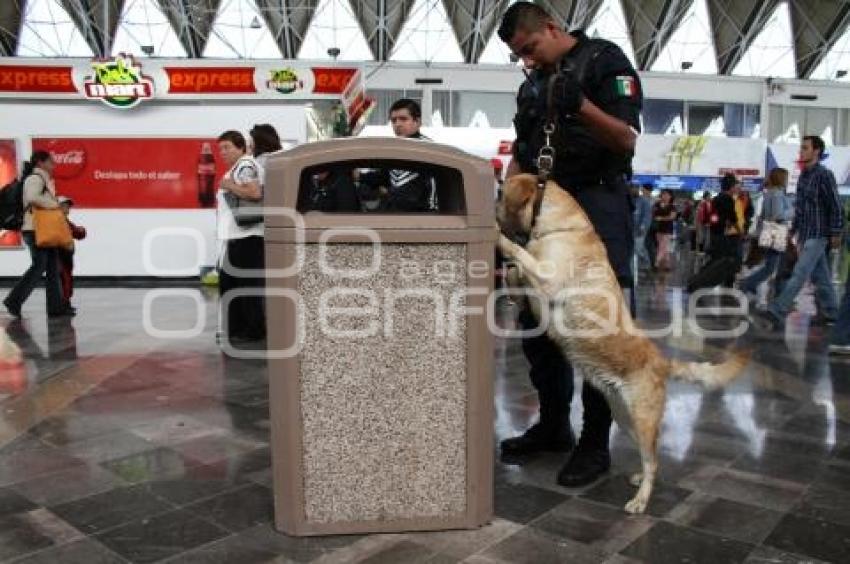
left=359, top=132, right=438, bottom=212
left=512, top=30, right=643, bottom=449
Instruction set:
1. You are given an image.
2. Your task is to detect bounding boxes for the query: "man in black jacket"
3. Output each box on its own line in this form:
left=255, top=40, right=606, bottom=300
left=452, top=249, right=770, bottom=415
left=359, top=99, right=437, bottom=212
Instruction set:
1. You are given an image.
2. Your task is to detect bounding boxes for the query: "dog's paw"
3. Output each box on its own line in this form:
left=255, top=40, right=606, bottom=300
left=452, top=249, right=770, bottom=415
left=624, top=496, right=648, bottom=514
left=629, top=473, right=643, bottom=487
left=497, top=234, right=516, bottom=257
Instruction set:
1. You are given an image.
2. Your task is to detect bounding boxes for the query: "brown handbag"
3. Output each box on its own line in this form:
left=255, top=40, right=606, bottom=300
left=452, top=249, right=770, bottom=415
left=33, top=208, right=73, bottom=248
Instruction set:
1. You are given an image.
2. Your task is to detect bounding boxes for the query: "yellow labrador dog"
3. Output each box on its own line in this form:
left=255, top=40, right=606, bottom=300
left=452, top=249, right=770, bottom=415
left=497, top=174, right=749, bottom=514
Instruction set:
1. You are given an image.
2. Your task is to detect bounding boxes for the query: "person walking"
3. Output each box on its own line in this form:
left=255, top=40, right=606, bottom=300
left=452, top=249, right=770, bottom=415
left=3, top=151, right=73, bottom=318
left=752, top=136, right=844, bottom=332
left=653, top=189, right=676, bottom=271
left=738, top=168, right=790, bottom=302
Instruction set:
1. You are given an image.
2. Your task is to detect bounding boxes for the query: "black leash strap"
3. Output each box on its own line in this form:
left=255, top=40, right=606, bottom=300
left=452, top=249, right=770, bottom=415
left=529, top=73, right=559, bottom=234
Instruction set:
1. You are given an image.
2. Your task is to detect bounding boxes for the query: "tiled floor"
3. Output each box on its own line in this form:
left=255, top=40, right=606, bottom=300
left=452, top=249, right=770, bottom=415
left=1, top=275, right=849, bottom=563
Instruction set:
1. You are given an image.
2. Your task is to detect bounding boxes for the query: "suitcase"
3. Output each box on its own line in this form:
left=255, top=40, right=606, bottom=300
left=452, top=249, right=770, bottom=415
left=687, top=257, right=738, bottom=293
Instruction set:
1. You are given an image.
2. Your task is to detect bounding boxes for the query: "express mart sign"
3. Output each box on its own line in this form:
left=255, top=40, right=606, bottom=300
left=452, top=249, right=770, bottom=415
left=83, top=54, right=154, bottom=109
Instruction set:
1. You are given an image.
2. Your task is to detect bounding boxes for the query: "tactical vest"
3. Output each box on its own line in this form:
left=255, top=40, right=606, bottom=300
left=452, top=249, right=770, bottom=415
left=513, top=38, right=629, bottom=186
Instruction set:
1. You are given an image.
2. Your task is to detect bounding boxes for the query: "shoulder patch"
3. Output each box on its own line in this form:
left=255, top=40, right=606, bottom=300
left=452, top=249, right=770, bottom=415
left=614, top=75, right=638, bottom=98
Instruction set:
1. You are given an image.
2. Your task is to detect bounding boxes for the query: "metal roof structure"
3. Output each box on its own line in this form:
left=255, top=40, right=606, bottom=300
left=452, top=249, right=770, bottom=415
left=1, top=0, right=849, bottom=80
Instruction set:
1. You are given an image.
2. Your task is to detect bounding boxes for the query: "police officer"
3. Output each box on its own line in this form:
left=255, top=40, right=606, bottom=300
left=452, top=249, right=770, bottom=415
left=497, top=2, right=642, bottom=487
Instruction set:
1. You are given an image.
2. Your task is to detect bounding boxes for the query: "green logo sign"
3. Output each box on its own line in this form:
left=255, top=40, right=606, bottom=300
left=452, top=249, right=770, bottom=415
left=83, top=54, right=153, bottom=109
left=267, top=68, right=302, bottom=94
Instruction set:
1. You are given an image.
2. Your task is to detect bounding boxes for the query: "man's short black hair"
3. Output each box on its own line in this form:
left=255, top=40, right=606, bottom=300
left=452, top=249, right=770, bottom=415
left=641, top=183, right=653, bottom=191
left=217, top=130, right=247, bottom=150
left=803, top=135, right=825, bottom=157
left=497, top=2, right=553, bottom=43
left=720, top=172, right=738, bottom=192
left=389, top=98, right=421, bottom=121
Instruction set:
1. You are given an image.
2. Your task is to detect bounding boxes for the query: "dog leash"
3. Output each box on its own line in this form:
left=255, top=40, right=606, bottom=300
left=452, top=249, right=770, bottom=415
left=529, top=73, right=559, bottom=235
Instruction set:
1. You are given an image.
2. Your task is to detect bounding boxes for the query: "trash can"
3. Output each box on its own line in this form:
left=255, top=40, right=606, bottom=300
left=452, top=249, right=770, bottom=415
left=263, top=137, right=495, bottom=536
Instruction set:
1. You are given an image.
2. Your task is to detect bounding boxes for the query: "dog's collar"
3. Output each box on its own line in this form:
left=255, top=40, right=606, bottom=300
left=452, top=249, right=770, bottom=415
left=533, top=225, right=594, bottom=238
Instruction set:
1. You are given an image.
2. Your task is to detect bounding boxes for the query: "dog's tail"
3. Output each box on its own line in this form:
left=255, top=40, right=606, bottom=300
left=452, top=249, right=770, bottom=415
left=668, top=349, right=751, bottom=389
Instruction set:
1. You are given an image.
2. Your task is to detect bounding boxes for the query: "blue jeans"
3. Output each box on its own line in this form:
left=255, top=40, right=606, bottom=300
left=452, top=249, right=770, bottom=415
left=831, top=275, right=850, bottom=345
left=634, top=232, right=650, bottom=268
left=740, top=249, right=782, bottom=294
left=768, top=237, right=838, bottom=321
left=4, top=231, right=64, bottom=314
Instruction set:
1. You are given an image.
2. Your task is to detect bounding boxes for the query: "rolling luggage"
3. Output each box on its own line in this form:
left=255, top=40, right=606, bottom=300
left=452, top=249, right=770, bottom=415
left=687, top=257, right=737, bottom=293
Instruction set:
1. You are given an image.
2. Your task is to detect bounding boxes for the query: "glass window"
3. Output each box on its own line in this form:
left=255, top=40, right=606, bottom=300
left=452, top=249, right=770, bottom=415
left=688, top=102, right=725, bottom=136
left=723, top=103, right=761, bottom=138
left=805, top=108, right=838, bottom=145
left=651, top=0, right=717, bottom=74
left=297, top=0, right=374, bottom=61
left=840, top=109, right=850, bottom=145
left=390, top=0, right=463, bottom=63
left=203, top=0, right=281, bottom=58
left=642, top=99, right=685, bottom=135
left=450, top=92, right=515, bottom=128
left=111, top=0, right=187, bottom=58
left=731, top=2, right=795, bottom=78
left=772, top=105, right=805, bottom=143
left=17, top=0, right=94, bottom=57
left=432, top=90, right=452, bottom=126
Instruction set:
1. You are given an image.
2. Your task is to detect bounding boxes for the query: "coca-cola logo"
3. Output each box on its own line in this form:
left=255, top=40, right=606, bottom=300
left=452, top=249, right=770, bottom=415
left=52, top=150, right=85, bottom=165
left=32, top=139, right=88, bottom=180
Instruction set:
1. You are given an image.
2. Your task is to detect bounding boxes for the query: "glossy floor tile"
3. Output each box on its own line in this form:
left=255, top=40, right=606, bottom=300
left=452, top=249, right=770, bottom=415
left=0, top=276, right=849, bottom=562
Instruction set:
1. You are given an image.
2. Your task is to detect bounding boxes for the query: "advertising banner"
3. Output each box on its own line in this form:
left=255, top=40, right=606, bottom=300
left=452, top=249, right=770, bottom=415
left=633, top=134, right=766, bottom=191
left=0, top=58, right=364, bottom=105
left=31, top=138, right=228, bottom=209
left=0, top=139, right=22, bottom=249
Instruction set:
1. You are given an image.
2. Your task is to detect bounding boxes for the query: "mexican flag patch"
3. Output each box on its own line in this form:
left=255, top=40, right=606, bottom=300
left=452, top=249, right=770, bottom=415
left=615, top=75, right=637, bottom=98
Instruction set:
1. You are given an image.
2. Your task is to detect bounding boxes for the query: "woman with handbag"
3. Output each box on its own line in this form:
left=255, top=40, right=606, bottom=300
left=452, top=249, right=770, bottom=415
left=3, top=151, right=74, bottom=318
left=216, top=129, right=274, bottom=345
left=738, top=168, right=790, bottom=302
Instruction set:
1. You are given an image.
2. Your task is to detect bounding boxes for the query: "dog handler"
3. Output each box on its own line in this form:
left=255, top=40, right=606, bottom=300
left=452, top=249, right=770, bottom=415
left=498, top=2, right=643, bottom=487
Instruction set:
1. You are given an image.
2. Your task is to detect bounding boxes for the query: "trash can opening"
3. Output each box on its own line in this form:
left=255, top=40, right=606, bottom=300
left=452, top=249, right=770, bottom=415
left=296, top=160, right=466, bottom=215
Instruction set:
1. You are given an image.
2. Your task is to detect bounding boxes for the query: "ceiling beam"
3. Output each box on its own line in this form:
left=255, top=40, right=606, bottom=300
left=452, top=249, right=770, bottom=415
left=623, top=0, right=694, bottom=71
left=59, top=0, right=125, bottom=56
left=709, top=0, right=779, bottom=75
left=792, top=0, right=850, bottom=79
left=351, top=0, right=413, bottom=62
left=0, top=0, right=23, bottom=56
left=158, top=0, right=221, bottom=58
left=255, top=0, right=318, bottom=59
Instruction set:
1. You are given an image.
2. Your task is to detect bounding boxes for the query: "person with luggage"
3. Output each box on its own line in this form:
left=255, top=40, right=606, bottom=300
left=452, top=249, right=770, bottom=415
left=751, top=136, right=843, bottom=332
left=687, top=173, right=739, bottom=293
left=738, top=168, right=789, bottom=303
left=3, top=151, right=74, bottom=319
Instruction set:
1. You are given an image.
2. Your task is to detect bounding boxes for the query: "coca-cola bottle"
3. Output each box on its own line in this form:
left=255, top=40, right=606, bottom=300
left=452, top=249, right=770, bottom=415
left=197, top=142, right=216, bottom=208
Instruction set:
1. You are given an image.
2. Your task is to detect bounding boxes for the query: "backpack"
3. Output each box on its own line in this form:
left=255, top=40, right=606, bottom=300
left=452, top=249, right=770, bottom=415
left=697, top=200, right=716, bottom=226
left=0, top=178, right=25, bottom=231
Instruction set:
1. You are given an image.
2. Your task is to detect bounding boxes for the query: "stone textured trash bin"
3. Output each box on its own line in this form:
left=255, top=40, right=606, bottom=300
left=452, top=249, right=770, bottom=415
left=263, top=137, right=495, bottom=536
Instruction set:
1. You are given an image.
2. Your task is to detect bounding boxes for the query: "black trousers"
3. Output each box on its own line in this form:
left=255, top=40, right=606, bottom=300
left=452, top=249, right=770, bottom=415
left=708, top=232, right=740, bottom=287
left=219, top=236, right=266, bottom=340
left=5, top=231, right=65, bottom=314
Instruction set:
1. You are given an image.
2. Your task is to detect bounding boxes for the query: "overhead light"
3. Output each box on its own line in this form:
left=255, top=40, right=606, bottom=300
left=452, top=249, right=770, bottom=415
left=249, top=16, right=262, bottom=29
left=836, top=69, right=848, bottom=79
left=140, top=45, right=154, bottom=56
left=327, top=47, right=341, bottom=60
left=681, top=61, right=693, bottom=70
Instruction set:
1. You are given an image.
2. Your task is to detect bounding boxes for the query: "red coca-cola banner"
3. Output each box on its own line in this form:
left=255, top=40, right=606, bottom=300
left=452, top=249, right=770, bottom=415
left=164, top=67, right=257, bottom=94
left=31, top=138, right=229, bottom=209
